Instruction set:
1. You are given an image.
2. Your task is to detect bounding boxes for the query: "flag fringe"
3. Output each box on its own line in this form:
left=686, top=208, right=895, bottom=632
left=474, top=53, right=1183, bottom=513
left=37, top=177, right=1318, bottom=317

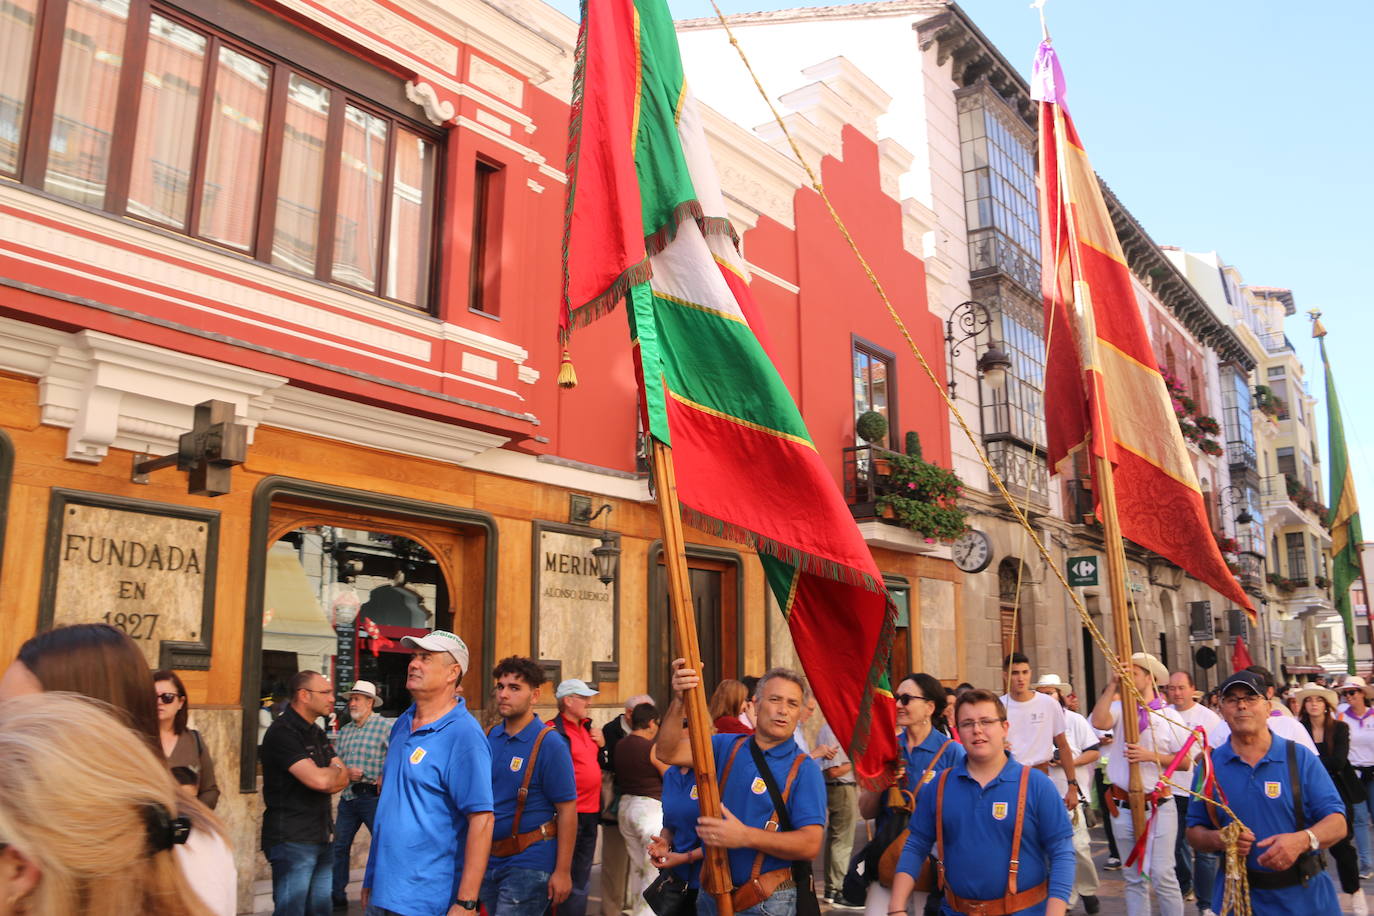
left=564, top=207, right=740, bottom=335
left=678, top=503, right=886, bottom=594
left=848, top=591, right=898, bottom=775
left=558, top=0, right=592, bottom=345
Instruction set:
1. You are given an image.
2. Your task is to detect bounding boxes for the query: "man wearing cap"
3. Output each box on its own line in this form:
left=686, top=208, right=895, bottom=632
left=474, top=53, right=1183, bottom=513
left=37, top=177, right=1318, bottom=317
left=1036, top=674, right=1101, bottom=915
left=551, top=678, right=605, bottom=916
left=1208, top=667, right=1318, bottom=756
left=1001, top=654, right=1080, bottom=812
left=1164, top=670, right=1222, bottom=916
left=1187, top=670, right=1347, bottom=915
left=483, top=656, right=577, bottom=916
left=1090, top=652, right=1191, bottom=916
left=332, top=680, right=390, bottom=910
left=363, top=629, right=494, bottom=916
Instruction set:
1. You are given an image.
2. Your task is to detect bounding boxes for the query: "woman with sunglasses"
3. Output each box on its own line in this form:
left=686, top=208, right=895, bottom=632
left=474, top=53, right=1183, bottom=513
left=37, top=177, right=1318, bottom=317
left=1340, top=677, right=1374, bottom=877
left=1299, top=684, right=1367, bottom=914
left=855, top=673, right=965, bottom=916
left=155, top=669, right=220, bottom=809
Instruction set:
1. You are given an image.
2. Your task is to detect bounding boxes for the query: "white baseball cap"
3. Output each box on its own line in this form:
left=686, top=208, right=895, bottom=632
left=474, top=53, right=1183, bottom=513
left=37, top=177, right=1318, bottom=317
left=400, top=629, right=470, bottom=672
left=346, top=680, right=381, bottom=702
left=555, top=678, right=599, bottom=699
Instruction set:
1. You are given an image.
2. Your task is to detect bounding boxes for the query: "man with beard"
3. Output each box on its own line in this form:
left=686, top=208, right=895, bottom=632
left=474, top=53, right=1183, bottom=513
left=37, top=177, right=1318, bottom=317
left=331, top=680, right=390, bottom=910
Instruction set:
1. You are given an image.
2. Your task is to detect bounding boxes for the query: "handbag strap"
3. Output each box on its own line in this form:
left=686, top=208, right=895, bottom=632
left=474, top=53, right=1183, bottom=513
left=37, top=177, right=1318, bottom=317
left=510, top=724, right=555, bottom=839
left=913, top=739, right=954, bottom=804
left=746, top=738, right=806, bottom=883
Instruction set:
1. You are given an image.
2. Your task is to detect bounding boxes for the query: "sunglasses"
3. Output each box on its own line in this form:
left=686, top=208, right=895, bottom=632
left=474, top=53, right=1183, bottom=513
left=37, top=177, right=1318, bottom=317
left=156, top=692, right=181, bottom=705
left=895, top=693, right=928, bottom=706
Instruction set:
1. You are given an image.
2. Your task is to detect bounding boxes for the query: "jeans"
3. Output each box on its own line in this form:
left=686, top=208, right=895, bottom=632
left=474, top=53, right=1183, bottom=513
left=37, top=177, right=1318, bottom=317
left=697, top=886, right=798, bottom=916
left=332, top=794, right=378, bottom=904
left=1110, top=801, right=1182, bottom=916
left=267, top=841, right=334, bottom=916
left=480, top=866, right=553, bottom=916
left=1192, top=848, right=1219, bottom=912
left=1356, top=770, right=1374, bottom=872
left=619, top=795, right=664, bottom=916
left=1172, top=795, right=1192, bottom=896
left=563, top=811, right=600, bottom=916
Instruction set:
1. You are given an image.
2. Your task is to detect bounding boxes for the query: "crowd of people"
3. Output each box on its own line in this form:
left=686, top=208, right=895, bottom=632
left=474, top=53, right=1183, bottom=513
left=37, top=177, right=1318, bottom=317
left=5, top=622, right=1374, bottom=916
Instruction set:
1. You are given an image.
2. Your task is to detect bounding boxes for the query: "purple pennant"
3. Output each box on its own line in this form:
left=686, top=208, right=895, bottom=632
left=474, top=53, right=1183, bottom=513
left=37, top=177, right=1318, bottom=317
left=1030, top=39, right=1069, bottom=110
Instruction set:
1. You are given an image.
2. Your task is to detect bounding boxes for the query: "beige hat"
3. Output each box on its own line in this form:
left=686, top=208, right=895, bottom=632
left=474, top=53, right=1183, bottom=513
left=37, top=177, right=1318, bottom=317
left=1035, top=673, right=1073, bottom=696
left=1130, top=652, right=1169, bottom=686
left=1337, top=676, right=1374, bottom=700
left=1293, top=684, right=1339, bottom=711
left=346, top=680, right=381, bottom=702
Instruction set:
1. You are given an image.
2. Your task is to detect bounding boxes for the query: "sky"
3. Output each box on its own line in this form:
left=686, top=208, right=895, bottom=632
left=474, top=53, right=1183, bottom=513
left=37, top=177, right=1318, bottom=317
left=547, top=0, right=1374, bottom=514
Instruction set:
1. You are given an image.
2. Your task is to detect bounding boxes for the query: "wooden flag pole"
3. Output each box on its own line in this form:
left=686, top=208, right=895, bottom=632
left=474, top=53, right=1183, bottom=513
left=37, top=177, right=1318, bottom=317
left=1093, top=452, right=1147, bottom=839
left=651, top=441, right=735, bottom=915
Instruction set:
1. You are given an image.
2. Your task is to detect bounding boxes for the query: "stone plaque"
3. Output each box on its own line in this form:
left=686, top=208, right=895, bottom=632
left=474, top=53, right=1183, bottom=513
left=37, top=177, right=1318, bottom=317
left=40, top=491, right=218, bottom=669
left=532, top=524, right=618, bottom=683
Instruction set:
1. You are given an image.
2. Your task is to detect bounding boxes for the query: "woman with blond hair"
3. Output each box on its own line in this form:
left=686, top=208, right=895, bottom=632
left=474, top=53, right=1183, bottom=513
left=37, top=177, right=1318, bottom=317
left=0, top=624, right=235, bottom=915
left=0, top=693, right=217, bottom=915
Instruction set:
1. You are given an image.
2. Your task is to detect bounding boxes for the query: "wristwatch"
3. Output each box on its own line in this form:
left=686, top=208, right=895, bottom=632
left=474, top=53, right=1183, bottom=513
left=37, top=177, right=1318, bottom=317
left=454, top=900, right=479, bottom=911
left=1306, top=829, right=1319, bottom=852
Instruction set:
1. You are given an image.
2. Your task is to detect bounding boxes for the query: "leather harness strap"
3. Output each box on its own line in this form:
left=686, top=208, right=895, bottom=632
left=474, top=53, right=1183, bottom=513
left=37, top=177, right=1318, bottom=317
left=935, top=765, right=1049, bottom=916
left=717, top=736, right=807, bottom=906
left=490, top=724, right=557, bottom=858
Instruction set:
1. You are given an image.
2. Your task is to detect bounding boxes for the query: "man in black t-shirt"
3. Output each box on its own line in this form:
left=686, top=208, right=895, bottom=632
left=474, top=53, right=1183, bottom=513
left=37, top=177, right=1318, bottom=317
left=260, top=670, right=350, bottom=916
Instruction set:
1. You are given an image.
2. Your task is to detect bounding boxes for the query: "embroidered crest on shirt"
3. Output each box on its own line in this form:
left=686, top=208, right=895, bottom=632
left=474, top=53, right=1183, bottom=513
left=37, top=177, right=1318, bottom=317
left=992, top=801, right=1009, bottom=820
left=1264, top=781, right=1281, bottom=799
left=510, top=756, right=525, bottom=772
left=751, top=777, right=767, bottom=795
left=690, top=785, right=699, bottom=800
left=409, top=747, right=427, bottom=765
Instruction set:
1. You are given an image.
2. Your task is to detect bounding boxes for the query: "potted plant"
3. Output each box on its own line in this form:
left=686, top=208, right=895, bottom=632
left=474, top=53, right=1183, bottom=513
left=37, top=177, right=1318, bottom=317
left=876, top=453, right=968, bottom=541
left=855, top=410, right=891, bottom=474
left=905, top=430, right=923, bottom=460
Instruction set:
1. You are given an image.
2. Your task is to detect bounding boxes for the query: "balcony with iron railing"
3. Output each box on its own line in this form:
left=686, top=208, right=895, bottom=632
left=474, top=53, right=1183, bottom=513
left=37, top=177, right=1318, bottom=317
left=842, top=444, right=902, bottom=519
left=1261, top=474, right=1326, bottom=529
left=1258, top=331, right=1295, bottom=354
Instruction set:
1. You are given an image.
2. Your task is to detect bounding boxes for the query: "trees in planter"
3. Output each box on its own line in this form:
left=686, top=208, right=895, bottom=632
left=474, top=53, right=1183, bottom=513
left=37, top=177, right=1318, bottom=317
left=877, top=453, right=968, bottom=542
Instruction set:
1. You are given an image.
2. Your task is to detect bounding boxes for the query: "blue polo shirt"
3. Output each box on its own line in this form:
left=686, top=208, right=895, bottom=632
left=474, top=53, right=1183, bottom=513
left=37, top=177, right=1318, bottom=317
left=897, top=757, right=1074, bottom=914
left=1187, top=736, right=1343, bottom=915
left=662, top=766, right=702, bottom=887
left=364, top=699, right=494, bottom=916
left=711, top=734, right=826, bottom=885
left=901, top=728, right=965, bottom=798
left=486, top=716, right=577, bottom=876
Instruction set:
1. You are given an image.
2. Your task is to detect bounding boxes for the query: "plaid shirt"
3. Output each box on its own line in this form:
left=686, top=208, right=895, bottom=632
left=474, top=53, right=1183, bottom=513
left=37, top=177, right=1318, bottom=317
left=336, top=712, right=391, bottom=800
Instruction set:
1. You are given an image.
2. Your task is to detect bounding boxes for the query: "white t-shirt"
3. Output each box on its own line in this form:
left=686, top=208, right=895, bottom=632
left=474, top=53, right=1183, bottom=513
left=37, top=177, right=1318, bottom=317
left=1048, top=709, right=1099, bottom=799
left=1167, top=702, right=1223, bottom=796
left=1343, top=708, right=1374, bottom=766
left=174, top=823, right=236, bottom=916
left=1102, top=699, right=1189, bottom=788
left=1209, top=711, right=1318, bottom=756
left=1000, top=692, right=1066, bottom=768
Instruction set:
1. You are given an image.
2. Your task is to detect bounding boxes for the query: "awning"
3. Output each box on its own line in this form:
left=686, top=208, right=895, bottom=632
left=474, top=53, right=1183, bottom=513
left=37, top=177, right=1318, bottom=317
left=263, top=543, right=337, bottom=663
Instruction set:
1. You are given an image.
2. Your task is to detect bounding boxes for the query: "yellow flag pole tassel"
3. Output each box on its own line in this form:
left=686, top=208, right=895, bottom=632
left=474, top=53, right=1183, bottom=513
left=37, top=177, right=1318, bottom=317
left=1217, top=821, right=1253, bottom=916
left=558, top=348, right=578, bottom=389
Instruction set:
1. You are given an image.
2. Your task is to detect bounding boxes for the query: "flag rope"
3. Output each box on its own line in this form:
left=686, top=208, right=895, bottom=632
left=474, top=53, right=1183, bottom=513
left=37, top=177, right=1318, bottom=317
left=701, top=0, right=1254, bottom=813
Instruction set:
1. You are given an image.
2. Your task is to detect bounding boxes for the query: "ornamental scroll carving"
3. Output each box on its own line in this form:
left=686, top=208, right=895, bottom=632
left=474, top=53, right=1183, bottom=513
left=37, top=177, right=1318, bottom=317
left=406, top=81, right=456, bottom=126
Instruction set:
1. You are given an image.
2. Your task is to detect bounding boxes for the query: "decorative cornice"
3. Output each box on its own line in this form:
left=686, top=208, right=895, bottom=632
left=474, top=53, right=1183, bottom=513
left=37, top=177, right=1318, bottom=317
left=915, top=6, right=1034, bottom=125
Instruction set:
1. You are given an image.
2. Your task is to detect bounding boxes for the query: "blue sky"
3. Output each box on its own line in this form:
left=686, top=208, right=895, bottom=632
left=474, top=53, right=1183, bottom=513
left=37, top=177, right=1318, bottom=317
left=549, top=0, right=1374, bottom=514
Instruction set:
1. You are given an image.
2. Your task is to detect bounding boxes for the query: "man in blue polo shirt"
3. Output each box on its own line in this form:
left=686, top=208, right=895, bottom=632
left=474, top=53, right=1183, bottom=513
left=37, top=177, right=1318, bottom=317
left=656, top=661, right=826, bottom=916
left=1186, top=670, right=1346, bottom=915
left=362, top=629, right=494, bottom=916
left=482, top=656, right=577, bottom=915
left=890, top=688, right=1074, bottom=916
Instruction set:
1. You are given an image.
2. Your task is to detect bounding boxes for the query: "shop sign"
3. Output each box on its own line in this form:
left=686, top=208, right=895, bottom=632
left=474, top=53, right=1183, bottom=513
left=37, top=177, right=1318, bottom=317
left=40, top=490, right=218, bottom=669
left=532, top=524, right=619, bottom=684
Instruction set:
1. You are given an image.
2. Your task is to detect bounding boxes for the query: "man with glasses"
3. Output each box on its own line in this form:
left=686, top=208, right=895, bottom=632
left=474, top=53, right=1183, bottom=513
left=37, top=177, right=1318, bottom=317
left=1090, top=652, right=1190, bottom=916
left=260, top=669, right=350, bottom=916
left=1187, top=670, right=1346, bottom=914
left=1165, top=670, right=1222, bottom=916
left=888, top=688, right=1074, bottom=916
left=1001, top=654, right=1080, bottom=813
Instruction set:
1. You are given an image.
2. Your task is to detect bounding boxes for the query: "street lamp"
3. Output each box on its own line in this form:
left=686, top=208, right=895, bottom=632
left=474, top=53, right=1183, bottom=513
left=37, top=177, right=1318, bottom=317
left=570, top=497, right=621, bottom=587
left=945, top=300, right=1012, bottom=397
left=1219, top=485, right=1254, bottom=526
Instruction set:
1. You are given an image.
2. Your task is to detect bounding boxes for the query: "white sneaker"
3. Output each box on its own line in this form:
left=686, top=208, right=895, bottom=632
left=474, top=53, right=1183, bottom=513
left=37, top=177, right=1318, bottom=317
left=1354, top=889, right=1369, bottom=916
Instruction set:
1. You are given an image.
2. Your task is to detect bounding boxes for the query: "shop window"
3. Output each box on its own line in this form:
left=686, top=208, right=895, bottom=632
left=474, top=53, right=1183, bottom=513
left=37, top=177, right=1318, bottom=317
left=8, top=0, right=441, bottom=310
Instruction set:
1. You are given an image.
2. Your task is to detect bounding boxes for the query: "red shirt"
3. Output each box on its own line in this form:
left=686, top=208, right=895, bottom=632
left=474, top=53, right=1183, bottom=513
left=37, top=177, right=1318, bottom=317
left=562, top=714, right=602, bottom=813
